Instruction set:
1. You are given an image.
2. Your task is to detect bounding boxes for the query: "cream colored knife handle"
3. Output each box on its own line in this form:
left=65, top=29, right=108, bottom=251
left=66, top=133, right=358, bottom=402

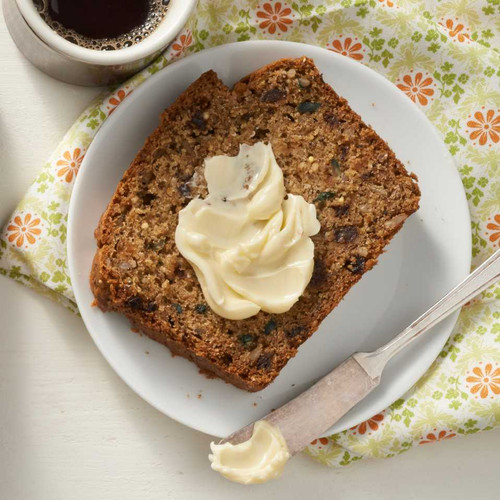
left=355, top=249, right=500, bottom=379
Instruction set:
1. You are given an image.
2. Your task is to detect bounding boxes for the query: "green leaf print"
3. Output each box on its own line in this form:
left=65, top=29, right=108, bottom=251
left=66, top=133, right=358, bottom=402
left=87, top=119, right=99, bottom=130
left=432, top=391, right=443, bottom=400
left=428, top=42, right=440, bottom=53
left=339, top=451, right=359, bottom=466
left=47, top=201, right=60, bottom=212
left=362, top=27, right=394, bottom=66
left=356, top=6, right=369, bottom=18
left=51, top=270, right=67, bottom=283
left=444, top=118, right=467, bottom=155
left=433, top=64, right=469, bottom=104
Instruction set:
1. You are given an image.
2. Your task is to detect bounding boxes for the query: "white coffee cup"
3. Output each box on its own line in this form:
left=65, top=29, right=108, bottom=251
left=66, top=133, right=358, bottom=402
left=3, top=0, right=197, bottom=86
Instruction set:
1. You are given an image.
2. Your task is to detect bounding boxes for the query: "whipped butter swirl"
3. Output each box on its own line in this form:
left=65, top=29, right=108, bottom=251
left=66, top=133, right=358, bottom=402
left=175, top=142, right=320, bottom=320
left=209, top=420, right=290, bottom=484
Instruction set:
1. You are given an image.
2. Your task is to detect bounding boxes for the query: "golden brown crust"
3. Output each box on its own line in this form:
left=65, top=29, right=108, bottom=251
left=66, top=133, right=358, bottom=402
left=90, top=57, right=420, bottom=392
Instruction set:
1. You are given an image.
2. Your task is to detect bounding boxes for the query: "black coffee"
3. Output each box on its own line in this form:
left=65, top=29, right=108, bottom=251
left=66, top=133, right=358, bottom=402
left=34, top=0, right=170, bottom=50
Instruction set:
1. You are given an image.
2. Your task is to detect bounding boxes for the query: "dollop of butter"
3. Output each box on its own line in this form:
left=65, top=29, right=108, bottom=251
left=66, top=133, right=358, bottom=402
left=209, top=420, right=290, bottom=484
left=175, top=142, right=320, bottom=320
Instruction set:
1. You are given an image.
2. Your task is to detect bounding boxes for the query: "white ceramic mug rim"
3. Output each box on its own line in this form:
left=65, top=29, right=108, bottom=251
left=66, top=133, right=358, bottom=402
left=15, top=0, right=197, bottom=66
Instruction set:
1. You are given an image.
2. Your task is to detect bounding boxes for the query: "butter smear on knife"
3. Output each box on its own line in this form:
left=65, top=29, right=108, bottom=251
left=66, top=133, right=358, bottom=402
left=209, top=420, right=290, bottom=484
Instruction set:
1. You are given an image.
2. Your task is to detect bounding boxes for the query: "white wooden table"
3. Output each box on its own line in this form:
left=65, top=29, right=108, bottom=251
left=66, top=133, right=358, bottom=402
left=1, top=9, right=499, bottom=499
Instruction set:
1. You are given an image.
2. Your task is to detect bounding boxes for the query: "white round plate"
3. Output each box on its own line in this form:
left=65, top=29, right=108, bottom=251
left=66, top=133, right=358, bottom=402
left=68, top=41, right=471, bottom=438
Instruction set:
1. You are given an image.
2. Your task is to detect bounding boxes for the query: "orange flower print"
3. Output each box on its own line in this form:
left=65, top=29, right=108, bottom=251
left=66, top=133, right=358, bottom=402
left=328, top=36, right=365, bottom=61
left=420, top=429, right=456, bottom=444
left=396, top=71, right=435, bottom=106
left=466, top=363, right=500, bottom=399
left=7, top=213, right=42, bottom=248
left=310, top=437, right=329, bottom=447
left=377, top=0, right=396, bottom=8
left=487, top=214, right=500, bottom=246
left=439, top=18, right=470, bottom=43
left=106, top=88, right=132, bottom=115
left=170, top=31, right=193, bottom=58
left=466, top=109, right=500, bottom=146
left=351, top=413, right=384, bottom=435
left=256, top=2, right=293, bottom=35
left=56, top=148, right=84, bottom=183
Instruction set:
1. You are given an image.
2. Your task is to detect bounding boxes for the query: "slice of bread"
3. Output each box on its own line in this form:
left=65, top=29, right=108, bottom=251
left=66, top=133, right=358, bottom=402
left=90, top=57, right=420, bottom=392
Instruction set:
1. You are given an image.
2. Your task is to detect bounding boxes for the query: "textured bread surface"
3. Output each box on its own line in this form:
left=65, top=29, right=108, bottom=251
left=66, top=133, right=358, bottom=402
left=90, top=58, right=420, bottom=392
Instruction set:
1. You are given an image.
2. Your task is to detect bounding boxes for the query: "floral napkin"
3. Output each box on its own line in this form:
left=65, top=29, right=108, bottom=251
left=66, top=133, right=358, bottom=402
left=1, top=0, right=499, bottom=467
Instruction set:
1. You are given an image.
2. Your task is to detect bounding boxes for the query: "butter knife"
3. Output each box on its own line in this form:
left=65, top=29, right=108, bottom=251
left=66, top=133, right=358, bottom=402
left=221, top=248, right=500, bottom=455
